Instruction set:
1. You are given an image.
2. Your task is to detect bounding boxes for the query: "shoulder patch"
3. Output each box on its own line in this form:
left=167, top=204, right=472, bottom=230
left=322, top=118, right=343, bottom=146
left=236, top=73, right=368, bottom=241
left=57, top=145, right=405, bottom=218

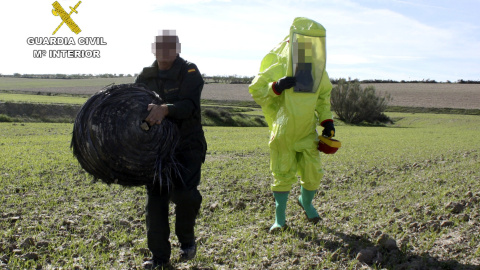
left=188, top=68, right=196, bottom=73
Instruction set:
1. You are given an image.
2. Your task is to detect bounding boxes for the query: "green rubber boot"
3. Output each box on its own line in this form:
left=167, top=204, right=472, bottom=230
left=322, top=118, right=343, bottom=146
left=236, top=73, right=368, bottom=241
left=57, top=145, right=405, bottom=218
left=298, top=186, right=321, bottom=224
left=270, top=192, right=289, bottom=232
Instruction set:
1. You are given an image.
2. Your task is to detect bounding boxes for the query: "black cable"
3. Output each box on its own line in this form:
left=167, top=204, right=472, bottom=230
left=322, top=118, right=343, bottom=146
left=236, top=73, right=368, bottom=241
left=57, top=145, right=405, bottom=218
left=71, top=83, right=180, bottom=188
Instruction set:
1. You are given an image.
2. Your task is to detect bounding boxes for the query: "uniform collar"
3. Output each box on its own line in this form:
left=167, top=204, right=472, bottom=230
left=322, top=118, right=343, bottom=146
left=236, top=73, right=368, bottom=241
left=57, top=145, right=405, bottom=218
left=142, top=56, right=183, bottom=79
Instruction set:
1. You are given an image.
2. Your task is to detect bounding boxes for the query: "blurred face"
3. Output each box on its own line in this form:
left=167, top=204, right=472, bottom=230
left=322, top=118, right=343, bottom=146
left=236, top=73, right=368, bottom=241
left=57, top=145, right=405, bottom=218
left=151, top=34, right=181, bottom=68
left=293, top=39, right=313, bottom=63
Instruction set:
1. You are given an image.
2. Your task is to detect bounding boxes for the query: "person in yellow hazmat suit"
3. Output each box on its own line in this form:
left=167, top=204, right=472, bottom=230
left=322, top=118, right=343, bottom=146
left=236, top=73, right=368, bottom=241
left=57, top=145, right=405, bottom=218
left=249, top=17, right=336, bottom=232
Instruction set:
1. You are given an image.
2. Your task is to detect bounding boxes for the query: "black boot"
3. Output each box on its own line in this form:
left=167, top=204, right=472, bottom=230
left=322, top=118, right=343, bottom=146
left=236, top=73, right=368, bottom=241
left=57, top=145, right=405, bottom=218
left=143, top=257, right=170, bottom=269
left=179, top=243, right=197, bottom=261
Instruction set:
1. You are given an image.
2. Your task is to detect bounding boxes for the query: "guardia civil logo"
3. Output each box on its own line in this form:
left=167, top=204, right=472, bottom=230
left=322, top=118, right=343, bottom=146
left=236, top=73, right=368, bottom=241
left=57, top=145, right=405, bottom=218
left=26, top=1, right=107, bottom=59
left=52, top=1, right=82, bottom=35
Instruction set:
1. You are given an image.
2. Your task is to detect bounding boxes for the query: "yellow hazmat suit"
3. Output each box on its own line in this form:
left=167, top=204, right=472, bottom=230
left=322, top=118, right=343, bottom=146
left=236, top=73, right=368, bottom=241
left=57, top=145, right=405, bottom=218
left=249, top=17, right=333, bottom=192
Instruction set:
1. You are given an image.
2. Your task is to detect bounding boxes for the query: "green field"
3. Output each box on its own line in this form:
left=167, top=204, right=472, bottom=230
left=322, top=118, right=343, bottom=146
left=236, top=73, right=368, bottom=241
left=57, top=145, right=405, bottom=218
left=1, top=112, right=479, bottom=269
left=0, top=93, right=88, bottom=105
left=0, top=77, right=133, bottom=90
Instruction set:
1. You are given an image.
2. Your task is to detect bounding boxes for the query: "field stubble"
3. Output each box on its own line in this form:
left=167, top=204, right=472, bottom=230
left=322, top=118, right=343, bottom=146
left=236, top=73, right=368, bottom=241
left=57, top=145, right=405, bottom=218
left=1, top=113, right=479, bottom=269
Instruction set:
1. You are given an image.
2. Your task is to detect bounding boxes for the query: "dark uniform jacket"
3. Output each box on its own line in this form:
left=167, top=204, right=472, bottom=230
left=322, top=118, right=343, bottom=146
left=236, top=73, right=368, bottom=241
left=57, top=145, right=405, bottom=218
left=135, top=56, right=207, bottom=163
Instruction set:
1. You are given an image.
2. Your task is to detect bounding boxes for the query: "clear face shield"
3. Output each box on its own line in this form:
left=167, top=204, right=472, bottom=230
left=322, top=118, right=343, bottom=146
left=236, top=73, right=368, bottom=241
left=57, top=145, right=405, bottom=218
left=291, top=34, right=326, bottom=93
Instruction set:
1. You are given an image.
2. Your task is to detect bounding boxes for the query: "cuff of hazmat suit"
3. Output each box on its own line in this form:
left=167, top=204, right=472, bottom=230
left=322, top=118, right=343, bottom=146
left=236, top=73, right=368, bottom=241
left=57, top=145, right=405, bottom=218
left=272, top=81, right=282, bottom=95
left=320, top=119, right=333, bottom=127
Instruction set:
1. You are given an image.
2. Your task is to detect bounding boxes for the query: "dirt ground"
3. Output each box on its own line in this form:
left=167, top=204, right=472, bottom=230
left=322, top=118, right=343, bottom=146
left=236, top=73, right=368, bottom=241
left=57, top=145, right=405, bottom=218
left=362, top=83, right=480, bottom=110
left=199, top=83, right=480, bottom=110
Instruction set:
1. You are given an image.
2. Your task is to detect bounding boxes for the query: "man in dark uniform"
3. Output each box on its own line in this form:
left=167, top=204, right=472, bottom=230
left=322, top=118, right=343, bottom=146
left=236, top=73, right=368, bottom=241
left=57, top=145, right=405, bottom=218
left=134, top=30, right=207, bottom=269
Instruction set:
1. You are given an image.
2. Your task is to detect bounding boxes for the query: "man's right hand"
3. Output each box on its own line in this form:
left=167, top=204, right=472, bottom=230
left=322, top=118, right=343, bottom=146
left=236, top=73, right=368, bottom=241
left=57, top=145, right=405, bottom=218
left=145, top=104, right=169, bottom=126
left=273, top=76, right=296, bottom=94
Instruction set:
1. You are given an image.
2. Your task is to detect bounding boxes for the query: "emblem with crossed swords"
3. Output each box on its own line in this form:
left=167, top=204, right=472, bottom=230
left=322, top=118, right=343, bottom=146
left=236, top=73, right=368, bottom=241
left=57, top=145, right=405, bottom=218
left=52, top=1, right=82, bottom=35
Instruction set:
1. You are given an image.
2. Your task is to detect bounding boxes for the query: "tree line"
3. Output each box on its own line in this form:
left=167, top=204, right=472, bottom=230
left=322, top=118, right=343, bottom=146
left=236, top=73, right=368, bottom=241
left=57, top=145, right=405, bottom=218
left=4, top=73, right=135, bottom=79
left=203, top=75, right=254, bottom=84
left=2, top=73, right=255, bottom=84
left=330, top=78, right=480, bottom=84
left=2, top=73, right=479, bottom=84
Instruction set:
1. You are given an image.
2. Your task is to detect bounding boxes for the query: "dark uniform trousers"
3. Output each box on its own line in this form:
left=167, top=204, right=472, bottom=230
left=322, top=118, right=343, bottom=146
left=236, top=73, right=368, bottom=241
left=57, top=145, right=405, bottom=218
left=145, top=148, right=203, bottom=263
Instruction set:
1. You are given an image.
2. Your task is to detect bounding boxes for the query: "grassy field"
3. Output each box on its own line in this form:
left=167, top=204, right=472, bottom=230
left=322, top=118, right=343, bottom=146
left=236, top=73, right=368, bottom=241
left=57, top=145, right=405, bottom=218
left=0, top=77, right=134, bottom=90
left=1, top=112, right=479, bottom=269
left=0, top=77, right=133, bottom=96
left=0, top=93, right=88, bottom=105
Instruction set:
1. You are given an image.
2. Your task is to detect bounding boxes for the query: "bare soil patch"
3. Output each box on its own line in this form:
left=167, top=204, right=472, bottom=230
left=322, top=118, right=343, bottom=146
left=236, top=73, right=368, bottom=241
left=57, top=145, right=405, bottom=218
left=201, top=83, right=480, bottom=110
left=6, top=86, right=104, bottom=95
left=202, top=83, right=251, bottom=101
left=5, top=79, right=480, bottom=109
left=364, top=83, right=480, bottom=109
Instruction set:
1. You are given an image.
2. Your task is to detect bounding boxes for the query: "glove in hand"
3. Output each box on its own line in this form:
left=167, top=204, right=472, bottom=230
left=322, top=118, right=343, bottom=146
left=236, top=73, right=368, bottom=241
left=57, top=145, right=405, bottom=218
left=321, top=120, right=335, bottom=137
left=274, top=76, right=296, bottom=94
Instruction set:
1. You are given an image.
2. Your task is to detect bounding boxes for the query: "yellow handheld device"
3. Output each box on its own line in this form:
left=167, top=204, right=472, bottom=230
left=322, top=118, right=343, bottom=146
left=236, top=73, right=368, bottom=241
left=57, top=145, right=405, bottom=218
left=318, top=132, right=341, bottom=154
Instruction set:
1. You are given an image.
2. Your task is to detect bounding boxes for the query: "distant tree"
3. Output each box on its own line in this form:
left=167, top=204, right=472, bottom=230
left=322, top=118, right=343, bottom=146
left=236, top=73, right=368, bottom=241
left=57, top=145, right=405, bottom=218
left=331, top=78, right=392, bottom=124
left=457, top=79, right=480, bottom=84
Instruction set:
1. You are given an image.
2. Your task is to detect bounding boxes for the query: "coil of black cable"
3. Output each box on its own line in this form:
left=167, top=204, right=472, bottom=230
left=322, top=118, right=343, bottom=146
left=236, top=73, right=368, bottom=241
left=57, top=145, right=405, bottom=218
left=71, top=83, right=179, bottom=187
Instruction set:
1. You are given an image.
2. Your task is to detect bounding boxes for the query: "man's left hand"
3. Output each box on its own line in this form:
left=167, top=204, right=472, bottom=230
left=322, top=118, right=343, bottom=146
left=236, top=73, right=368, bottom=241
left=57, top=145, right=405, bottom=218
left=145, top=104, right=169, bottom=126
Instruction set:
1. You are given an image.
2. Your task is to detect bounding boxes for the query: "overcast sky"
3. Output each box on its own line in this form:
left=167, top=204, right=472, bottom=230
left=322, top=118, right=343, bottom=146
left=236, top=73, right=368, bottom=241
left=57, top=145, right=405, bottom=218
left=0, top=0, right=479, bottom=81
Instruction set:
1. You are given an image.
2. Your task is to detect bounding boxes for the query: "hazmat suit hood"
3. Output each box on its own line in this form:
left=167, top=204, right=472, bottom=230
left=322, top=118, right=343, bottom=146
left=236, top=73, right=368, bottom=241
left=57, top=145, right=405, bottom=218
left=249, top=17, right=332, bottom=132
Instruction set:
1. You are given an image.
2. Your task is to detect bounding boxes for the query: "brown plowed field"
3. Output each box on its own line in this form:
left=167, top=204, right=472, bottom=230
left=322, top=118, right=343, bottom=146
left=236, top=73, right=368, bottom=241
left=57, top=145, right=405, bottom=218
left=200, top=83, right=480, bottom=109
left=3, top=78, right=479, bottom=109
left=183, top=83, right=480, bottom=110
left=361, top=83, right=480, bottom=109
